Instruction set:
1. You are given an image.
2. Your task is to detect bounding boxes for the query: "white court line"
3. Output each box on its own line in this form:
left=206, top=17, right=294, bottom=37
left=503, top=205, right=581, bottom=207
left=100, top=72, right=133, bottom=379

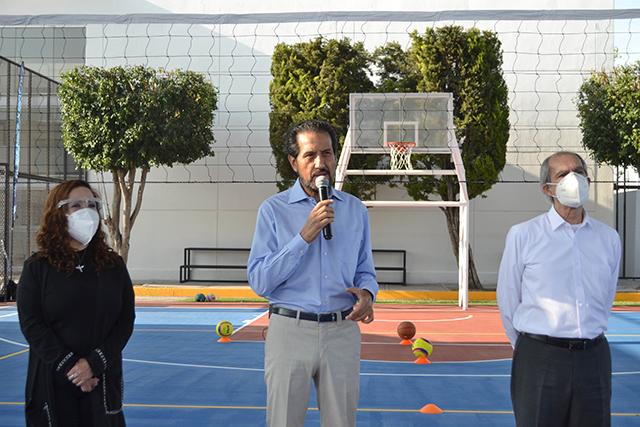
left=361, top=357, right=514, bottom=364
left=2, top=334, right=636, bottom=375
left=123, top=357, right=510, bottom=376
left=124, top=358, right=264, bottom=372
left=0, top=336, right=28, bottom=348
left=361, top=342, right=511, bottom=347
left=234, top=310, right=268, bottom=336
left=121, top=357, right=640, bottom=376
left=0, top=312, right=18, bottom=318
left=373, top=315, right=472, bottom=322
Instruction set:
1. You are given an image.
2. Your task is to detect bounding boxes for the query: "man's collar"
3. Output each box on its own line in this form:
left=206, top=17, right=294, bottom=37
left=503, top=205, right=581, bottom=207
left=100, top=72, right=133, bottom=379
left=547, top=205, right=591, bottom=230
left=287, top=178, right=343, bottom=204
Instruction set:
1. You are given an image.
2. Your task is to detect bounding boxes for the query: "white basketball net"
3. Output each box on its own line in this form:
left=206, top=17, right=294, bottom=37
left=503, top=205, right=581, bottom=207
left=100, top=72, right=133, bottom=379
left=387, top=142, right=415, bottom=170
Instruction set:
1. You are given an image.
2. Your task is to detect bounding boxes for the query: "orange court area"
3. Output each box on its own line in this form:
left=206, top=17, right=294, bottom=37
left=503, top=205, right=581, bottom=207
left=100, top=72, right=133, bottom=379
left=233, top=304, right=514, bottom=362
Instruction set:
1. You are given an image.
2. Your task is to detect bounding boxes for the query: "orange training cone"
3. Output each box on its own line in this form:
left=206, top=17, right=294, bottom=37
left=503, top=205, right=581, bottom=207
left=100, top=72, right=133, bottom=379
left=217, top=336, right=232, bottom=343
left=399, top=339, right=412, bottom=346
left=419, top=403, right=443, bottom=414
left=414, top=355, right=431, bottom=364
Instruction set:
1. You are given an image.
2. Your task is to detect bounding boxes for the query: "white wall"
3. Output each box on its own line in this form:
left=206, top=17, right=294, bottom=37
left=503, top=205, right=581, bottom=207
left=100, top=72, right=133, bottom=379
left=3, top=1, right=622, bottom=285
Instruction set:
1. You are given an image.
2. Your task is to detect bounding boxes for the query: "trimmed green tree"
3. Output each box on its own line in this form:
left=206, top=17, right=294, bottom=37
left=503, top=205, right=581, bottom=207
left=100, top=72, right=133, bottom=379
left=58, top=65, right=217, bottom=262
left=577, top=62, right=640, bottom=174
left=373, top=27, right=510, bottom=290
left=270, top=37, right=381, bottom=198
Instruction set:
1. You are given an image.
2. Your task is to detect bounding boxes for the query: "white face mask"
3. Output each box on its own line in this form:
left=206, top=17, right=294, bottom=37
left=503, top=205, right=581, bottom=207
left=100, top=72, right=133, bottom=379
left=67, top=208, right=100, bottom=246
left=548, top=172, right=589, bottom=208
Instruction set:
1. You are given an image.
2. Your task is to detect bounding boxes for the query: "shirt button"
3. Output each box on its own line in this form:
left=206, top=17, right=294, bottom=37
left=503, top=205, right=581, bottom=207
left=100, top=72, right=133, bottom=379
left=324, top=275, right=328, bottom=279
left=324, top=252, right=327, bottom=256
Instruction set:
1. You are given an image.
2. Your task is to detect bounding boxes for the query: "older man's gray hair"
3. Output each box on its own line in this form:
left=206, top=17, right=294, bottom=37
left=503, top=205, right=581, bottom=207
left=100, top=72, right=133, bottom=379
left=539, top=151, right=588, bottom=202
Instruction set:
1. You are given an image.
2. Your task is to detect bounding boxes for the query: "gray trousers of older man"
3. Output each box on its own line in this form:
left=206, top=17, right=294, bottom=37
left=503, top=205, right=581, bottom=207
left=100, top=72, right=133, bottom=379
left=511, top=333, right=611, bottom=427
left=264, top=312, right=361, bottom=427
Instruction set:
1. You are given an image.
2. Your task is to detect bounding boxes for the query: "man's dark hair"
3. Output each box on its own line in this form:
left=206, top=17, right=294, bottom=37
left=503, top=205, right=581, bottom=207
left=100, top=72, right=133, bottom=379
left=285, top=120, right=339, bottom=158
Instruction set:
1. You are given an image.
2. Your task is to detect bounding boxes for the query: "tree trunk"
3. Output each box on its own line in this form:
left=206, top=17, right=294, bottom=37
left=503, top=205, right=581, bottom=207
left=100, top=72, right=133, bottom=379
left=104, top=170, right=123, bottom=254
left=441, top=205, right=483, bottom=290
left=103, top=167, right=149, bottom=264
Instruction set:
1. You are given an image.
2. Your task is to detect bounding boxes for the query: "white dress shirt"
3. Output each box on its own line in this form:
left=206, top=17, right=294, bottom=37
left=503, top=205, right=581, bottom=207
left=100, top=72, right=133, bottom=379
left=497, top=206, right=621, bottom=347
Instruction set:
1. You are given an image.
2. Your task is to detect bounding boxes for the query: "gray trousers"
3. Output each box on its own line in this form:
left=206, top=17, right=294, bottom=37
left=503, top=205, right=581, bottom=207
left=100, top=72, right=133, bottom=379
left=264, top=313, right=361, bottom=427
left=511, top=333, right=612, bottom=427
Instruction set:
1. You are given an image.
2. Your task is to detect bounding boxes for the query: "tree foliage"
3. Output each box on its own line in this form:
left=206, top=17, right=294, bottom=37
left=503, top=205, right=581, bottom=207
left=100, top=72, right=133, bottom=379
left=371, top=42, right=421, bottom=93
left=405, top=26, right=510, bottom=201
left=59, top=66, right=216, bottom=170
left=269, top=37, right=380, bottom=198
left=577, top=62, right=640, bottom=172
left=373, top=26, right=510, bottom=289
left=59, top=65, right=217, bottom=261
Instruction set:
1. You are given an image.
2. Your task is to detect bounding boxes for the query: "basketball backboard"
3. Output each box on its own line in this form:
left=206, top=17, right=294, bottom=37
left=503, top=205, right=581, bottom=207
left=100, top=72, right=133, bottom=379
left=349, top=92, right=454, bottom=154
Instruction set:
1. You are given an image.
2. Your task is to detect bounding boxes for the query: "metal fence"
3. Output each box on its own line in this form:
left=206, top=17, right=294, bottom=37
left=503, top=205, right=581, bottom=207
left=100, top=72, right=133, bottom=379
left=0, top=56, right=83, bottom=299
left=616, top=169, right=640, bottom=280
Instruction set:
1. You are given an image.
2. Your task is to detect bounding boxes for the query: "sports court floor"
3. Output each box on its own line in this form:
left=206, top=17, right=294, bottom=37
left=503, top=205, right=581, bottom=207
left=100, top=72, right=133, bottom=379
left=1, top=303, right=638, bottom=426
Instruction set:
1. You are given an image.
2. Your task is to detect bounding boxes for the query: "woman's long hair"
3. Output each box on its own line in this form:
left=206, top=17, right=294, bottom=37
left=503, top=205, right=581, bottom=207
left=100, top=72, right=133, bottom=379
left=36, top=180, right=119, bottom=272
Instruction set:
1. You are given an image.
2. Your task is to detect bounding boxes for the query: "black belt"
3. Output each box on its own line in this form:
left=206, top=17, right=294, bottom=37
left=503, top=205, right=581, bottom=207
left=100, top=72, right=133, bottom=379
left=269, top=306, right=353, bottom=322
left=520, top=332, right=605, bottom=351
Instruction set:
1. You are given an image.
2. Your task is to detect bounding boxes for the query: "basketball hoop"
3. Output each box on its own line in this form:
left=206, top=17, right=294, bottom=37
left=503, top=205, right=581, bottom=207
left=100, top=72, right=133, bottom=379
left=384, top=141, right=416, bottom=170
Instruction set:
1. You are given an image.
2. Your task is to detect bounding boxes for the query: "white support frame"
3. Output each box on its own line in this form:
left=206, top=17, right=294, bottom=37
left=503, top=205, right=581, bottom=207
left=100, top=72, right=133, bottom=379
left=337, top=93, right=469, bottom=310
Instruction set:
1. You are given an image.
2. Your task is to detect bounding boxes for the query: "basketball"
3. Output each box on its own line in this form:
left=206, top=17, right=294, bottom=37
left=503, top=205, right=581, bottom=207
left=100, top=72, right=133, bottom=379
left=195, top=293, right=206, bottom=302
left=412, top=338, right=433, bottom=358
left=397, top=321, right=416, bottom=340
left=216, top=320, right=234, bottom=337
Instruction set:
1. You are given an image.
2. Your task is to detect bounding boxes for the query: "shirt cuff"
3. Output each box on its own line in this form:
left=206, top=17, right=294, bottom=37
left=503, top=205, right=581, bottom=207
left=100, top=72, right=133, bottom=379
left=360, top=284, right=377, bottom=302
left=363, top=288, right=375, bottom=301
left=86, top=348, right=108, bottom=376
left=289, top=233, right=310, bottom=256
left=53, top=352, right=80, bottom=380
left=54, top=351, right=79, bottom=380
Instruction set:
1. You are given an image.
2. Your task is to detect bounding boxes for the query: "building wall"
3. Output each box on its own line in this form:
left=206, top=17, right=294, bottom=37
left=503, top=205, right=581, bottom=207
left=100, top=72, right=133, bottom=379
left=2, top=1, right=621, bottom=285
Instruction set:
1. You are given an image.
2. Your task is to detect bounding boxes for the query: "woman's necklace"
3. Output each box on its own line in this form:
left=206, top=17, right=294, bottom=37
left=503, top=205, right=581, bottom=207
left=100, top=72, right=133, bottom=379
left=75, top=249, right=88, bottom=273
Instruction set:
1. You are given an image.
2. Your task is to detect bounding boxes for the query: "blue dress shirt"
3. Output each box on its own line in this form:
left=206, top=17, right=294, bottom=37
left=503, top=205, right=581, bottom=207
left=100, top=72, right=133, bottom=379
left=248, top=179, right=379, bottom=313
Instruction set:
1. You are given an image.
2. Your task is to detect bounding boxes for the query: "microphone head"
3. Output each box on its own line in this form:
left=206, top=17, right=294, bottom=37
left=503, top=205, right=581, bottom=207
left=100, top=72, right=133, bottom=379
left=315, top=175, right=330, bottom=189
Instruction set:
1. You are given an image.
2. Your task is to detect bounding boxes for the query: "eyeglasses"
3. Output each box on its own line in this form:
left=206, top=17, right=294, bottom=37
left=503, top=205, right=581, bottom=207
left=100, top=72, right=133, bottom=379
left=57, top=197, right=102, bottom=212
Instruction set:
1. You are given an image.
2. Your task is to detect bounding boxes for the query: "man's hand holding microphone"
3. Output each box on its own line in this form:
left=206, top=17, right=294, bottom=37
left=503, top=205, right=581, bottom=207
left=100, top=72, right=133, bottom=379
left=300, top=175, right=334, bottom=243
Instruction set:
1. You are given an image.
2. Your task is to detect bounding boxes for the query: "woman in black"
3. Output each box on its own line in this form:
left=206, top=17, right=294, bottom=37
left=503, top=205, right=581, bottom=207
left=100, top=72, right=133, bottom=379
left=17, top=180, right=135, bottom=427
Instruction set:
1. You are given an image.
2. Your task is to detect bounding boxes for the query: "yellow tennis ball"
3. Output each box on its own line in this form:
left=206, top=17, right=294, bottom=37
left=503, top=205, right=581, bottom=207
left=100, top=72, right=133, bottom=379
left=411, top=338, right=433, bottom=358
left=215, top=320, right=234, bottom=337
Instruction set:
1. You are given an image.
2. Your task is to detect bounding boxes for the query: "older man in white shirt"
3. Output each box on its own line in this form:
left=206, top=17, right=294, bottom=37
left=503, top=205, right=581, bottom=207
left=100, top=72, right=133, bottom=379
left=497, top=151, right=621, bottom=427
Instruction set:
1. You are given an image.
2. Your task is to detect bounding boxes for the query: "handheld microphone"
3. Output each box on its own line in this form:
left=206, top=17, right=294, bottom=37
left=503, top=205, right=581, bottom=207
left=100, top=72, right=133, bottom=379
left=315, top=175, right=333, bottom=240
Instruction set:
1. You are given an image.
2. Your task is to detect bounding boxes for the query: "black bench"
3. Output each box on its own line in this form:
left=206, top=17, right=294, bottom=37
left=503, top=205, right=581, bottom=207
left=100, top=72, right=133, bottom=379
left=179, top=247, right=406, bottom=285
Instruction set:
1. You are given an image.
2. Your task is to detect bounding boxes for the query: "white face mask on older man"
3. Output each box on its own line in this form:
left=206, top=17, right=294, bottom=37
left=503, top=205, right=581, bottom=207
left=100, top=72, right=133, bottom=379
left=548, top=172, right=589, bottom=208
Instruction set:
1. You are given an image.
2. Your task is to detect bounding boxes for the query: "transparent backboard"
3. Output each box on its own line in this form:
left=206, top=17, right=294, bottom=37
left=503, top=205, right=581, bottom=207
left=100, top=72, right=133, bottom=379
left=349, top=93, right=454, bottom=153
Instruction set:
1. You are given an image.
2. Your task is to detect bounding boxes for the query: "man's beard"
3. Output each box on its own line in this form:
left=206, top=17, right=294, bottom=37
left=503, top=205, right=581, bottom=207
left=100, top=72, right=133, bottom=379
left=300, top=171, right=331, bottom=195
left=300, top=176, right=319, bottom=195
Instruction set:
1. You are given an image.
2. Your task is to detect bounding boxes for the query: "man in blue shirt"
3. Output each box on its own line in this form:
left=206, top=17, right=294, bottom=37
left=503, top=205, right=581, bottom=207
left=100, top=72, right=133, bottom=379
left=248, top=120, right=378, bottom=427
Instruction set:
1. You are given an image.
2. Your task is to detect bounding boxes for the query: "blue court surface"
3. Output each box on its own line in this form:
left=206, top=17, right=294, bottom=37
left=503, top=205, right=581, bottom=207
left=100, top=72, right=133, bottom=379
left=1, top=305, right=639, bottom=426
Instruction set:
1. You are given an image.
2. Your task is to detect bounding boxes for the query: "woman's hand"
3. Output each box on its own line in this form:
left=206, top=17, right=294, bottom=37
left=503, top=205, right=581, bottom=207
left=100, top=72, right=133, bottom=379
left=66, top=358, right=94, bottom=387
left=80, top=377, right=100, bottom=393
